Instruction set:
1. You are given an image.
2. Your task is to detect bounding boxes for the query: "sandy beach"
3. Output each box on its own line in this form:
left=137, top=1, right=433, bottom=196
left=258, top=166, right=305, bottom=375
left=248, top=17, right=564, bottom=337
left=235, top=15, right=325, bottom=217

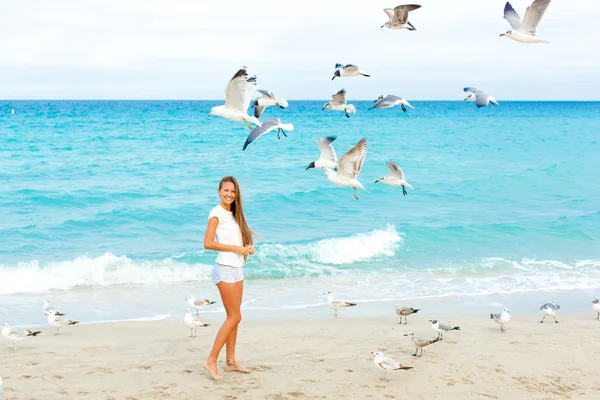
left=2, top=312, right=599, bottom=400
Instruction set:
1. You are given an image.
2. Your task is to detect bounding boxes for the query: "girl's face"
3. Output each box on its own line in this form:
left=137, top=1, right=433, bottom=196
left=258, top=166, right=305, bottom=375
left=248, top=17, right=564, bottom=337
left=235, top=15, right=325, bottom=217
left=218, top=181, right=236, bottom=206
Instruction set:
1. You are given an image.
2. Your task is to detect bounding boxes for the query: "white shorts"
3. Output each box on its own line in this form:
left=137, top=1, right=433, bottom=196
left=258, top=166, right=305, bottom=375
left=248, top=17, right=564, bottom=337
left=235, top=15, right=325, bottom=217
left=212, top=263, right=244, bottom=285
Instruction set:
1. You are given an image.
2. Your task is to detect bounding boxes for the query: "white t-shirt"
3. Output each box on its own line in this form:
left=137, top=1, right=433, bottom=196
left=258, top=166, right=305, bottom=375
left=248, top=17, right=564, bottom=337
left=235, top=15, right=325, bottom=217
left=208, top=205, right=244, bottom=267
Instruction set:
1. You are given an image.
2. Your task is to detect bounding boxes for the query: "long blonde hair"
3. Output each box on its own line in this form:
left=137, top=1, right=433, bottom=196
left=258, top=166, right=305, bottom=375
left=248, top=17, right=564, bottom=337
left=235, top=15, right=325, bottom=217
left=219, top=176, right=254, bottom=260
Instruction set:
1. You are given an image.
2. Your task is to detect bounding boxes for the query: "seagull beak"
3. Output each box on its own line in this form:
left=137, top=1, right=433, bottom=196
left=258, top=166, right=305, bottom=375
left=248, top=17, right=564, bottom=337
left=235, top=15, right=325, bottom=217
left=374, top=179, right=380, bottom=183
left=208, top=113, right=212, bottom=117
left=380, top=25, right=385, bottom=29
left=499, top=33, right=505, bottom=37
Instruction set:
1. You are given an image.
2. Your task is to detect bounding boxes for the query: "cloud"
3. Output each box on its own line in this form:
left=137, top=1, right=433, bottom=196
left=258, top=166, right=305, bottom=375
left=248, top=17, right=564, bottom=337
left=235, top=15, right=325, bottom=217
left=0, top=0, right=598, bottom=99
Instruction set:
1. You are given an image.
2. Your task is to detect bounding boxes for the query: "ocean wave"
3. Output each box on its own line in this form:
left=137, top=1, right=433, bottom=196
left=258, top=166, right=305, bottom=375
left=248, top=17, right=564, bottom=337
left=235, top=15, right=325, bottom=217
left=0, top=226, right=403, bottom=294
left=0, top=253, right=213, bottom=295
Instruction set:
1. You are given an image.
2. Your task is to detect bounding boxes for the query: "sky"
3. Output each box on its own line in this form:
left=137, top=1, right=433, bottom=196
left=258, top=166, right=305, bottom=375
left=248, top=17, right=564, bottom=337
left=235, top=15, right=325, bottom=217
left=1, top=0, right=599, bottom=100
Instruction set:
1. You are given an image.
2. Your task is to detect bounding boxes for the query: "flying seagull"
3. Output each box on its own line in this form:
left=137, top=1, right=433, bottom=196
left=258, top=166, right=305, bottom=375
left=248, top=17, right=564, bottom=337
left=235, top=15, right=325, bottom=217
left=372, top=352, right=413, bottom=380
left=322, top=89, right=357, bottom=118
left=395, top=306, right=420, bottom=324
left=403, top=333, right=439, bottom=357
left=324, top=138, right=368, bottom=200
left=243, top=117, right=294, bottom=150
left=2, top=323, right=41, bottom=351
left=306, top=136, right=338, bottom=171
left=381, top=5, right=421, bottom=30
left=490, top=308, right=511, bottom=332
left=375, top=161, right=413, bottom=196
left=500, top=0, right=551, bottom=43
left=184, top=309, right=210, bottom=338
left=429, top=319, right=460, bottom=340
left=325, top=291, right=357, bottom=317
left=48, top=310, right=79, bottom=335
left=463, top=87, right=499, bottom=108
left=371, top=95, right=414, bottom=113
left=332, top=64, right=370, bottom=80
left=43, top=301, right=66, bottom=316
left=540, top=302, right=560, bottom=323
left=593, top=299, right=600, bottom=320
left=208, top=68, right=261, bottom=130
left=252, top=90, right=288, bottom=118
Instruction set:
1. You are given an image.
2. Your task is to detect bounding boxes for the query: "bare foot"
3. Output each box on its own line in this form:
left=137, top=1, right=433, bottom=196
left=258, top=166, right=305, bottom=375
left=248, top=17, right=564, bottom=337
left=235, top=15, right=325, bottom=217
left=203, top=361, right=222, bottom=380
left=225, top=360, right=250, bottom=374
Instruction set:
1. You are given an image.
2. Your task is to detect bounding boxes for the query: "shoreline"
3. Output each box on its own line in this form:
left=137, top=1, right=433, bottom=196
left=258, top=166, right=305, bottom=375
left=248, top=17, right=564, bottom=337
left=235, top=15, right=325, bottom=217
left=1, top=314, right=599, bottom=399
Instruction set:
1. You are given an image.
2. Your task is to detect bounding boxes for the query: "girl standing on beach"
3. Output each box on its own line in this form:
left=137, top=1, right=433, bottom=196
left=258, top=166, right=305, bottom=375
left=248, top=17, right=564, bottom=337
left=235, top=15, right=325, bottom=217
left=203, top=176, right=254, bottom=380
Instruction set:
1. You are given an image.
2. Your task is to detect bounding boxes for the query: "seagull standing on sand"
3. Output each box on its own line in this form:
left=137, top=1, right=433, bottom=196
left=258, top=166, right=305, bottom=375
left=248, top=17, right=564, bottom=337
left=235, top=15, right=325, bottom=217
left=592, top=299, right=600, bottom=320
left=243, top=118, right=294, bottom=150
left=331, top=64, right=370, bottom=80
left=186, top=296, right=216, bottom=315
left=43, top=301, right=66, bottom=316
left=540, top=302, right=560, bottom=323
left=322, top=89, right=357, bottom=118
left=500, top=0, right=551, bottom=43
left=371, top=95, right=414, bottom=113
left=490, top=308, right=511, bottom=332
left=252, top=90, right=288, bottom=119
left=323, top=138, right=368, bottom=200
left=48, top=310, right=79, bottom=335
left=403, top=333, right=439, bottom=357
left=184, top=309, right=210, bottom=338
left=463, top=87, right=499, bottom=108
left=429, top=319, right=460, bottom=340
left=381, top=5, right=421, bottom=30
left=395, top=306, right=420, bottom=324
left=371, top=352, right=413, bottom=380
left=2, top=323, right=41, bottom=351
left=375, top=161, right=413, bottom=196
left=306, top=136, right=338, bottom=171
left=325, top=291, right=357, bottom=317
left=208, top=68, right=261, bottom=130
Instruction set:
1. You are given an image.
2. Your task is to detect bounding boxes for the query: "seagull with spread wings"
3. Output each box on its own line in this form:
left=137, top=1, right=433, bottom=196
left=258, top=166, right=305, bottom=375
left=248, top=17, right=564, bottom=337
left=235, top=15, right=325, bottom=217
left=251, top=90, right=288, bottom=118
left=381, top=5, right=421, bottom=30
left=463, top=87, right=499, bottom=108
left=331, top=64, right=371, bottom=80
left=243, top=118, right=294, bottom=150
left=208, top=68, right=261, bottom=129
left=375, top=161, right=413, bottom=196
left=500, top=0, right=551, bottom=43
left=371, top=95, right=414, bottom=113
left=322, top=89, right=356, bottom=119
left=323, top=138, right=368, bottom=200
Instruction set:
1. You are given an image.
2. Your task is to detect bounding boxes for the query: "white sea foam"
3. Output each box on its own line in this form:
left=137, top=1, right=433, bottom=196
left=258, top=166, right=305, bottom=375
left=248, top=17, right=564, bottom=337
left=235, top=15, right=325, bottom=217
left=0, top=253, right=213, bottom=295
left=259, top=224, right=403, bottom=266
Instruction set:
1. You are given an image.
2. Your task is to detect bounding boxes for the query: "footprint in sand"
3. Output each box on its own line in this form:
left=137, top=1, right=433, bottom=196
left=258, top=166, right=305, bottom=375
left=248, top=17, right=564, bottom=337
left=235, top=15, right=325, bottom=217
left=136, top=365, right=152, bottom=370
left=252, top=365, right=272, bottom=372
left=180, top=369, right=193, bottom=374
left=18, top=375, right=34, bottom=380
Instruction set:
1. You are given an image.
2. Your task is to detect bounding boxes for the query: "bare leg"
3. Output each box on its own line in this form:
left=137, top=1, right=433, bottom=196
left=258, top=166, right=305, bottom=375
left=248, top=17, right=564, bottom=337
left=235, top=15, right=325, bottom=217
left=353, top=187, right=358, bottom=200
left=553, top=316, right=558, bottom=323
left=203, top=282, right=243, bottom=380
left=540, top=315, right=546, bottom=323
left=225, top=280, right=249, bottom=374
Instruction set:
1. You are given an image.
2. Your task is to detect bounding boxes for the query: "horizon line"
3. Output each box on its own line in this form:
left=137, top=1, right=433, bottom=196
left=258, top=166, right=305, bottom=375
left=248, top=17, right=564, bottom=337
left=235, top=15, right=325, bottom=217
left=2, top=99, right=599, bottom=102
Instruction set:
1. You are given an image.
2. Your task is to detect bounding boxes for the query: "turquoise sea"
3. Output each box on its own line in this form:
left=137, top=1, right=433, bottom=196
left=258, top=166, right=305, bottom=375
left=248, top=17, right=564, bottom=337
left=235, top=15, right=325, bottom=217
left=1, top=100, right=600, bottom=325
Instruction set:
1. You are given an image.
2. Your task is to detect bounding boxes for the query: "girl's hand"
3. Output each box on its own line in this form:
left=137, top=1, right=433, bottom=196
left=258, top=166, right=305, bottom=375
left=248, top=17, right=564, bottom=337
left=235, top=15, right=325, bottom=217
left=246, top=245, right=255, bottom=255
left=235, top=246, right=251, bottom=256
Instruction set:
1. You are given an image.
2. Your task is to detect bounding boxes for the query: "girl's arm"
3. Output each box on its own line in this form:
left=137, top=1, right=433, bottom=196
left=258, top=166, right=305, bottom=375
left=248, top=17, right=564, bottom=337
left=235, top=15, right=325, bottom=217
left=204, top=217, right=250, bottom=256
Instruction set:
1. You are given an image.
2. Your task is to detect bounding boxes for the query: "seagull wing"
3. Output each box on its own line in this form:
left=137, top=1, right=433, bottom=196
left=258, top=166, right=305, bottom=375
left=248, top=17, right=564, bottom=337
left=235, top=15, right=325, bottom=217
left=243, top=118, right=281, bottom=150
left=254, top=103, right=266, bottom=118
left=540, top=302, right=554, bottom=310
left=381, top=356, right=401, bottom=370
left=343, top=64, right=359, bottom=74
left=519, top=0, right=551, bottom=35
left=256, top=89, right=273, bottom=99
left=225, top=69, right=256, bottom=112
left=464, top=87, right=488, bottom=107
left=383, top=8, right=395, bottom=20
left=338, top=137, right=367, bottom=179
left=332, top=89, right=347, bottom=106
left=394, top=5, right=421, bottom=24
left=317, top=136, right=338, bottom=164
left=503, top=2, right=522, bottom=30
left=386, top=161, right=405, bottom=180
left=372, top=95, right=399, bottom=109
left=8, top=327, right=28, bottom=339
